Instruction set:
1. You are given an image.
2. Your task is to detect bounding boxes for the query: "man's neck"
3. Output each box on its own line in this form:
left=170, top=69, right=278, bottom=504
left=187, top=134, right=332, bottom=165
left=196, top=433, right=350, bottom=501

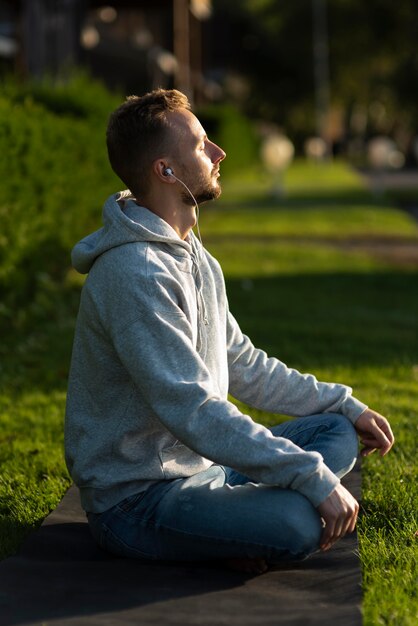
left=135, top=192, right=197, bottom=240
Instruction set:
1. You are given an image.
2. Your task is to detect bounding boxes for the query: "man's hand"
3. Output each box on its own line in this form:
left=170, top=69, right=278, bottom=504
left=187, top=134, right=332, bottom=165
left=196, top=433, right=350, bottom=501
left=317, top=483, right=359, bottom=551
left=355, top=408, right=394, bottom=457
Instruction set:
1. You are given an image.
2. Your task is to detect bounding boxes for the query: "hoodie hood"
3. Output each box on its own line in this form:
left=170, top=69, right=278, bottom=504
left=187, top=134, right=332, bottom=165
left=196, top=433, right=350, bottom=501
left=72, top=191, right=194, bottom=274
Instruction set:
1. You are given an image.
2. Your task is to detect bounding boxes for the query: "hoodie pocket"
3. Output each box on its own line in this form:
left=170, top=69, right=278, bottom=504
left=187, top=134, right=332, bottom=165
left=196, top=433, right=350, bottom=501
left=160, top=442, right=212, bottom=479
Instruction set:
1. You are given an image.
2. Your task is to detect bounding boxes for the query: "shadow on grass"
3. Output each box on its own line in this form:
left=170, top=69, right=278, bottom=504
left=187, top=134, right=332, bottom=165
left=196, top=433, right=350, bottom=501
left=225, top=271, right=418, bottom=370
left=0, top=517, right=43, bottom=561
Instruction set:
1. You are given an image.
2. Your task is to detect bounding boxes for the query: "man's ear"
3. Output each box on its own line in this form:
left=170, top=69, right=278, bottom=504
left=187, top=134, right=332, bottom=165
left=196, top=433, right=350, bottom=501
left=153, top=159, right=175, bottom=183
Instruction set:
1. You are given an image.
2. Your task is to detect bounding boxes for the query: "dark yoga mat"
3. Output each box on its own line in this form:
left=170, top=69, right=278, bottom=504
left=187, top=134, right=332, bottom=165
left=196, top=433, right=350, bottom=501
left=0, top=463, right=362, bottom=626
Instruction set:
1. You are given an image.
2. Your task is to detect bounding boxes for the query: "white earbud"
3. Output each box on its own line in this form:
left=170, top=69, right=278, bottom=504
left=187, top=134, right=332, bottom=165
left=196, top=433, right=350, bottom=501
left=164, top=167, right=173, bottom=177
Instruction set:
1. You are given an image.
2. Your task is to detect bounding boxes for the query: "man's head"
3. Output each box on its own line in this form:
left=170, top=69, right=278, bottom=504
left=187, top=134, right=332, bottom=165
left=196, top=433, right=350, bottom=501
left=106, top=88, right=189, bottom=198
left=106, top=88, right=225, bottom=203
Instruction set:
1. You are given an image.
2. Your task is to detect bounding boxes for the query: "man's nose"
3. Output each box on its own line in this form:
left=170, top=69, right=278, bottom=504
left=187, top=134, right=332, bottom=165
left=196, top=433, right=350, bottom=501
left=209, top=141, right=226, bottom=164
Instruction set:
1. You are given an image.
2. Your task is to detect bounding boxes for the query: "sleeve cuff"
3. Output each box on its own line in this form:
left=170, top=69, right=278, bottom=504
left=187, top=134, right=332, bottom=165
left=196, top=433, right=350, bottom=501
left=296, top=462, right=340, bottom=508
left=339, top=395, right=368, bottom=424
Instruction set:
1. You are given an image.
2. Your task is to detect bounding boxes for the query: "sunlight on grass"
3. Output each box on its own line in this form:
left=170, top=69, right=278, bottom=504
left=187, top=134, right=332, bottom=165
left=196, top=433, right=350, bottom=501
left=285, top=159, right=366, bottom=191
left=0, top=391, right=70, bottom=558
left=205, top=240, right=393, bottom=277
left=220, top=159, right=366, bottom=196
left=200, top=205, right=418, bottom=239
left=203, top=160, right=418, bottom=239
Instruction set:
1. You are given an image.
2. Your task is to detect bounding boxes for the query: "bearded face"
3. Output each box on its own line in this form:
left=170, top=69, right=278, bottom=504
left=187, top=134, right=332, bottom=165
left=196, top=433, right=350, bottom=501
left=180, top=167, right=222, bottom=206
left=166, top=109, right=225, bottom=207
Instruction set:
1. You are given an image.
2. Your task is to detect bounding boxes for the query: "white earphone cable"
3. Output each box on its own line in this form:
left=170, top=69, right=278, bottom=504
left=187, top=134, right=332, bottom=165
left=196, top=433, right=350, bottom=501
left=170, top=174, right=203, bottom=252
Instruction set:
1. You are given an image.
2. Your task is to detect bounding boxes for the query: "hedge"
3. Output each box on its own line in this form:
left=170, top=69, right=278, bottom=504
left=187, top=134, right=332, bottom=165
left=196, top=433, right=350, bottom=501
left=0, top=74, right=121, bottom=331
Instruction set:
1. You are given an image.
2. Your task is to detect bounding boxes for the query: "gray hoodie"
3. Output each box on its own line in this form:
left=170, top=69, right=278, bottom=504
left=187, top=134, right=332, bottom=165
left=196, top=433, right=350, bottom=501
left=65, top=191, right=367, bottom=514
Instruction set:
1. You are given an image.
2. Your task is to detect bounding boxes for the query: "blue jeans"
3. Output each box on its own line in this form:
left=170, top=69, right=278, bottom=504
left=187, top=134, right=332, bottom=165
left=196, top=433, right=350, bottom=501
left=87, top=413, right=358, bottom=564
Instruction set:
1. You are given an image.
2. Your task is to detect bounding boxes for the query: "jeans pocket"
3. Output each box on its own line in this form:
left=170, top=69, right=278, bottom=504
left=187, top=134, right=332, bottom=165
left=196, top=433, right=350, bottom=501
left=101, top=521, right=158, bottom=560
left=117, top=490, right=148, bottom=513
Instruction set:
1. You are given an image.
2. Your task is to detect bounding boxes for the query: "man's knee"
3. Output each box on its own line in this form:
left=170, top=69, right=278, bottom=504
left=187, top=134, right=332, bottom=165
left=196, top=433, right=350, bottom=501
left=336, top=414, right=359, bottom=476
left=322, top=413, right=359, bottom=477
left=286, top=497, right=322, bottom=558
left=264, top=492, right=322, bottom=561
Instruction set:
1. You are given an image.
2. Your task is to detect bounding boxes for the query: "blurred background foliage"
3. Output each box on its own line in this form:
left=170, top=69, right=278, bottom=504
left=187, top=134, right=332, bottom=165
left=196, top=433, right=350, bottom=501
left=1, top=0, right=417, bottom=162
left=211, top=0, right=418, bottom=158
left=0, top=74, right=119, bottom=333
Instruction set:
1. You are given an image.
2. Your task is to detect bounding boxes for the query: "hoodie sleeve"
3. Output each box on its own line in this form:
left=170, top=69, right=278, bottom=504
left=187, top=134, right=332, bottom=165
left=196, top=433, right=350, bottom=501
left=226, top=309, right=367, bottom=423
left=109, top=271, right=340, bottom=508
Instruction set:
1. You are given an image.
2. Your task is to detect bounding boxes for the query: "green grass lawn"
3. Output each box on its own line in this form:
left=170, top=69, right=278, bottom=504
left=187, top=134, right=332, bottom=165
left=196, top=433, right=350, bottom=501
left=1, top=160, right=417, bottom=625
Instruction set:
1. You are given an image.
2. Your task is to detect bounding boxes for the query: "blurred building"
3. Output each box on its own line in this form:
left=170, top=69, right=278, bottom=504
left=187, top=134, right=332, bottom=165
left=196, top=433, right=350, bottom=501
left=0, top=0, right=215, bottom=103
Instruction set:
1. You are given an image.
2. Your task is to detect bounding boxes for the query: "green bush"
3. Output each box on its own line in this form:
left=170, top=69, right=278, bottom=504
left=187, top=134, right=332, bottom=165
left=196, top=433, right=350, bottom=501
left=0, top=74, right=121, bottom=331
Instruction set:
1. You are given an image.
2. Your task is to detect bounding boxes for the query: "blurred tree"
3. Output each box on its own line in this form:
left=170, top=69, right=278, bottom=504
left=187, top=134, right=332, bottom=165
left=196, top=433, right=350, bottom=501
left=210, top=0, right=418, bottom=152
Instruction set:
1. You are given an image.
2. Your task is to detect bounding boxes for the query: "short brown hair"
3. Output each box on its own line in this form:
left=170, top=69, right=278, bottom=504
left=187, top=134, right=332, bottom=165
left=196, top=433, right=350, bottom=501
left=106, top=88, right=191, bottom=196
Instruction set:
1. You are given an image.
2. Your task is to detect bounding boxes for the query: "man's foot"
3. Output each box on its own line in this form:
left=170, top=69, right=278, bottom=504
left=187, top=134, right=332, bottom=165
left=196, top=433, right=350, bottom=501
left=225, top=558, right=269, bottom=575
